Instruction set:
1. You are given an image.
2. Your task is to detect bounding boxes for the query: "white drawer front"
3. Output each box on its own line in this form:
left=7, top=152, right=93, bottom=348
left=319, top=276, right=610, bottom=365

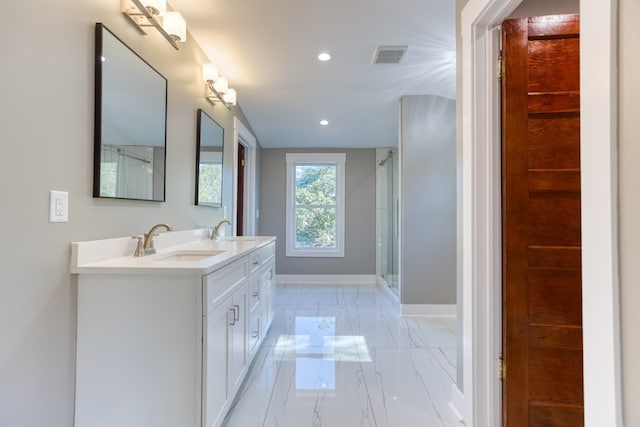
left=248, top=251, right=261, bottom=275
left=260, top=242, right=275, bottom=265
left=248, top=275, right=260, bottom=312
left=204, top=258, right=247, bottom=314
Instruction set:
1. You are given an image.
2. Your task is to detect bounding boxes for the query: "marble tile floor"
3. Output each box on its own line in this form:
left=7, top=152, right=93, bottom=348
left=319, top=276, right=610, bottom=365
left=222, top=285, right=461, bottom=427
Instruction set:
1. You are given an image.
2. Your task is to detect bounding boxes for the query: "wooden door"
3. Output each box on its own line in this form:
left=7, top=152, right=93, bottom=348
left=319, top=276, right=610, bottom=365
left=502, top=15, right=582, bottom=427
left=236, top=143, right=245, bottom=236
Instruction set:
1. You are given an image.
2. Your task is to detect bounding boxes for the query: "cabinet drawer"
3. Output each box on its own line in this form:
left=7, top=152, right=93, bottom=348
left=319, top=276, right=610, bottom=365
left=260, top=242, right=275, bottom=265
left=248, top=309, right=260, bottom=355
left=204, top=258, right=247, bottom=314
left=248, top=275, right=260, bottom=312
left=248, top=251, right=261, bottom=275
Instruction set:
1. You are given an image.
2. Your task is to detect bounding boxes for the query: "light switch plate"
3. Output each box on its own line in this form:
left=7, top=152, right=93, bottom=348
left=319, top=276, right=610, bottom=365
left=49, top=190, right=69, bottom=223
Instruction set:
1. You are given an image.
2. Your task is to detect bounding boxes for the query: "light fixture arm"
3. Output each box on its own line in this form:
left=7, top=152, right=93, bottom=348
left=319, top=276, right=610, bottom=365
left=121, top=0, right=179, bottom=50
left=205, top=82, right=233, bottom=110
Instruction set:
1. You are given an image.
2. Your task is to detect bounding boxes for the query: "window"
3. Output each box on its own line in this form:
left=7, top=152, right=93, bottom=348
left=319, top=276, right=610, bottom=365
left=197, top=150, right=222, bottom=206
left=286, top=153, right=346, bottom=257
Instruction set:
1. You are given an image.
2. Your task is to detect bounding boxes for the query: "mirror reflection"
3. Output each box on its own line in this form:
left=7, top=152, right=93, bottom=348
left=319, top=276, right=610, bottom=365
left=94, top=23, right=167, bottom=201
left=195, top=109, right=224, bottom=207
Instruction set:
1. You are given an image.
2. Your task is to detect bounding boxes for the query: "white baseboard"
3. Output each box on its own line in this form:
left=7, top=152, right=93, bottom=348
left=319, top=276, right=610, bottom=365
left=400, top=303, right=457, bottom=317
left=449, top=384, right=465, bottom=425
left=376, top=276, right=400, bottom=308
left=276, top=274, right=377, bottom=286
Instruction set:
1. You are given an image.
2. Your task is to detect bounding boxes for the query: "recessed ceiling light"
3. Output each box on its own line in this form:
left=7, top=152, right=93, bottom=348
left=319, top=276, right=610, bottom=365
left=318, top=52, right=331, bottom=62
left=320, top=119, right=329, bottom=126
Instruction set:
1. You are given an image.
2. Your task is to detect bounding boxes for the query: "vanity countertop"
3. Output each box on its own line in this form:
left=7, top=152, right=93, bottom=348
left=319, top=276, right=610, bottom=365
left=70, top=230, right=275, bottom=275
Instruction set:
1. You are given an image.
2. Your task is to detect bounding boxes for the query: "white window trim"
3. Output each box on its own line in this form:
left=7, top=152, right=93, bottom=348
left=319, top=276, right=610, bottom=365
left=285, top=153, right=346, bottom=258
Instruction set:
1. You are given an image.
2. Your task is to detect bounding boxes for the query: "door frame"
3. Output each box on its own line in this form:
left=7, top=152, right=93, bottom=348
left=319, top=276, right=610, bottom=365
left=460, top=0, right=622, bottom=426
left=232, top=117, right=257, bottom=236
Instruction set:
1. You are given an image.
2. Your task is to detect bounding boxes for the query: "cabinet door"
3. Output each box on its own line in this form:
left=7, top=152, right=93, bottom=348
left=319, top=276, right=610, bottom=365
left=228, top=285, right=247, bottom=395
left=203, top=300, right=232, bottom=427
left=265, top=260, right=276, bottom=328
left=260, top=269, right=270, bottom=335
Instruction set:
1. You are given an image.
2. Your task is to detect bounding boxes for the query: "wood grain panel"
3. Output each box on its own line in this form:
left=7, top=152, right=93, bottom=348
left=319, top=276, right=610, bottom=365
left=502, top=15, right=582, bottom=426
left=529, top=324, right=582, bottom=350
left=528, top=92, right=580, bottom=113
left=528, top=246, right=581, bottom=270
left=530, top=403, right=584, bottom=427
left=528, top=246, right=582, bottom=270
left=529, top=170, right=580, bottom=192
left=529, top=193, right=581, bottom=246
left=529, top=347, right=584, bottom=405
left=528, top=39, right=580, bottom=92
left=528, top=14, right=580, bottom=39
left=528, top=117, right=580, bottom=169
left=528, top=269, right=582, bottom=325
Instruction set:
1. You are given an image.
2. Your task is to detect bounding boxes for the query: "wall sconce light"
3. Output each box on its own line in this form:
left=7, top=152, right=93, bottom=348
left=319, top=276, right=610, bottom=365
left=140, top=0, right=166, bottom=17
left=121, top=0, right=185, bottom=50
left=162, top=11, right=187, bottom=42
left=203, top=64, right=237, bottom=108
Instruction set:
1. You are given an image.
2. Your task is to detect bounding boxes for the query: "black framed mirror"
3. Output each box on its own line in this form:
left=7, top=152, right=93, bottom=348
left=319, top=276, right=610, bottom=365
left=93, top=23, right=168, bottom=201
left=195, top=109, right=224, bottom=207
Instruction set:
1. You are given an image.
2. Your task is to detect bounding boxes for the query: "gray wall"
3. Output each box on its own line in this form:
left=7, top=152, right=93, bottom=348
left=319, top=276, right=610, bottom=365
left=619, top=0, right=639, bottom=423
left=400, top=95, right=456, bottom=305
left=260, top=149, right=376, bottom=275
left=0, top=2, right=254, bottom=425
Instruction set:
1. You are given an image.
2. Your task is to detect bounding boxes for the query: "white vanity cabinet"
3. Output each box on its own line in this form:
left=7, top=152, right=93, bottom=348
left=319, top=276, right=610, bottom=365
left=260, top=243, right=276, bottom=333
left=71, top=233, right=276, bottom=427
left=202, top=258, right=248, bottom=427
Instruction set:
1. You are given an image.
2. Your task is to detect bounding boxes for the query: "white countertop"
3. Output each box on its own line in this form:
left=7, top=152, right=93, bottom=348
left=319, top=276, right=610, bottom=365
left=70, top=230, right=276, bottom=275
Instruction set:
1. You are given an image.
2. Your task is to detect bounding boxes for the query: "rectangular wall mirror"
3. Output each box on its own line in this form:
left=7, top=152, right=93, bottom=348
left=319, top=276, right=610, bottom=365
left=93, top=23, right=167, bottom=201
left=195, top=109, right=224, bottom=207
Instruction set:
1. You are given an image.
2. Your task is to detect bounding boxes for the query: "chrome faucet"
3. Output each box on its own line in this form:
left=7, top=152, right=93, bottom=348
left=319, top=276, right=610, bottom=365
left=211, top=219, right=231, bottom=240
left=143, top=223, right=172, bottom=254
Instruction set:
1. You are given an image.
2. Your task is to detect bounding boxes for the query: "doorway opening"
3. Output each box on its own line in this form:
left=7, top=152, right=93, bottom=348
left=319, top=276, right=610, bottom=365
left=460, top=0, right=620, bottom=425
left=233, top=117, right=257, bottom=236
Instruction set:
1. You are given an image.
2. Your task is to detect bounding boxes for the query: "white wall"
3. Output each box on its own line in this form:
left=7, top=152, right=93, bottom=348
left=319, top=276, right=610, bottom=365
left=0, top=2, right=250, bottom=425
left=619, top=0, right=640, bottom=423
left=400, top=95, right=457, bottom=305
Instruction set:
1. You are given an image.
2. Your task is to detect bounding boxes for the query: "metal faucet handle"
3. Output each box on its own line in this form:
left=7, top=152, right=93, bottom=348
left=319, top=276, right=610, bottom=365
left=210, top=219, right=232, bottom=240
left=142, top=223, right=172, bottom=254
left=131, top=235, right=145, bottom=257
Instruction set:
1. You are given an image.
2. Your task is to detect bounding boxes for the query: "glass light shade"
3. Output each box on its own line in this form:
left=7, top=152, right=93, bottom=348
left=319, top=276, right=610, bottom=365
left=163, top=11, right=187, bottom=42
left=213, top=77, right=228, bottom=94
left=202, top=63, right=219, bottom=83
left=222, top=88, right=237, bottom=105
left=141, top=0, right=166, bottom=16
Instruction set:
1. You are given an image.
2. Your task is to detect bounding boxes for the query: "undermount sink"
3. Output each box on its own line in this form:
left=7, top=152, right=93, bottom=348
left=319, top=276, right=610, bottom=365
left=155, top=250, right=226, bottom=262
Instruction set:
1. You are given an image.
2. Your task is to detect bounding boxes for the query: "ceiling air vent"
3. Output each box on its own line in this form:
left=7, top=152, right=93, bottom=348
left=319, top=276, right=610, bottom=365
left=372, top=45, right=408, bottom=64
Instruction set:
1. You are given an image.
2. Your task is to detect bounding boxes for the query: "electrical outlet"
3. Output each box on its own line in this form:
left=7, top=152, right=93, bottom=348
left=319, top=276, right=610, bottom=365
left=49, top=190, right=69, bottom=223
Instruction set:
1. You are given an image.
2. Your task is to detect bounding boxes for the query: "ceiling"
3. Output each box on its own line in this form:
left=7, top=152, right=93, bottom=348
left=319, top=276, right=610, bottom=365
left=169, top=0, right=456, bottom=148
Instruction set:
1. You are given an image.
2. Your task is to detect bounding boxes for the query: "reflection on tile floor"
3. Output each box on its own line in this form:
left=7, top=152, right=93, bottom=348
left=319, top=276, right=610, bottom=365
left=222, top=285, right=460, bottom=427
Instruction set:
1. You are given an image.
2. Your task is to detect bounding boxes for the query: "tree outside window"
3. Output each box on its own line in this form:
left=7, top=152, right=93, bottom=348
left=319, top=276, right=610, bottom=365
left=286, top=153, right=345, bottom=257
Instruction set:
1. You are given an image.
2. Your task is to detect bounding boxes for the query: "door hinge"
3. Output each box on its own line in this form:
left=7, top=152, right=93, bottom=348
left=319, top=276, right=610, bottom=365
left=241, top=159, right=246, bottom=167
left=499, top=353, right=506, bottom=381
left=497, top=53, right=505, bottom=80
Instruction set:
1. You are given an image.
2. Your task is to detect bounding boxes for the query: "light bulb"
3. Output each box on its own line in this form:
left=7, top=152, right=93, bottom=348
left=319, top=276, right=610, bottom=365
left=202, top=63, right=219, bottom=83
left=213, top=77, right=228, bottom=94
left=163, top=11, right=186, bottom=42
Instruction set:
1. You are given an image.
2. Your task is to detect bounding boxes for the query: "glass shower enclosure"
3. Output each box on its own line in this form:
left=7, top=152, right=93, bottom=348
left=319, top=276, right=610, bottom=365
left=378, top=149, right=399, bottom=295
